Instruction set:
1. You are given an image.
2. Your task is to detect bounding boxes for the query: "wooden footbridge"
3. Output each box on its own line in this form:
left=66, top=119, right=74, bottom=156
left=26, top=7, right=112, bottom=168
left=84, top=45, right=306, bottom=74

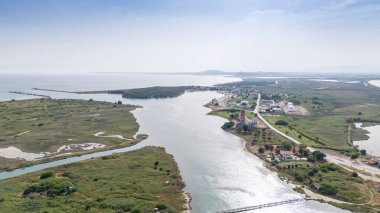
left=216, top=199, right=305, bottom=213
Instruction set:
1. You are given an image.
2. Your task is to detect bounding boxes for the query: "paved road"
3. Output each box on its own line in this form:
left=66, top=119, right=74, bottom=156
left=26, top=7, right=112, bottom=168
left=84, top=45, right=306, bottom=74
left=255, top=94, right=301, bottom=145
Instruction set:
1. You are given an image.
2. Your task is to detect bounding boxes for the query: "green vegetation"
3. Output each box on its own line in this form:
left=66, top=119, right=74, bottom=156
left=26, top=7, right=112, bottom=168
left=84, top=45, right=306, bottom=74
left=222, top=121, right=234, bottom=130
left=265, top=115, right=355, bottom=152
left=274, top=120, right=288, bottom=126
left=0, top=98, right=140, bottom=171
left=39, top=172, right=54, bottom=180
left=221, top=80, right=276, bottom=87
left=240, top=128, right=294, bottom=147
left=209, top=109, right=240, bottom=120
left=121, top=86, right=193, bottom=99
left=23, top=177, right=75, bottom=198
left=0, top=147, right=185, bottom=213
left=222, top=78, right=380, bottom=152
left=279, top=162, right=370, bottom=203
left=228, top=97, right=257, bottom=106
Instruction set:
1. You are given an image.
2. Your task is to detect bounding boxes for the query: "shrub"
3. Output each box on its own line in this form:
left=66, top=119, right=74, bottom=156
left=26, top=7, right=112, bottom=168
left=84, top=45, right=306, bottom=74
left=119, top=203, right=134, bottom=211
left=282, top=142, right=292, bottom=151
left=222, top=121, right=234, bottom=130
left=275, top=120, right=288, bottom=126
left=352, top=172, right=358, bottom=177
left=319, top=184, right=338, bottom=196
left=360, top=149, right=366, bottom=156
left=62, top=171, right=72, bottom=178
left=308, top=170, right=315, bottom=177
left=155, top=203, right=167, bottom=210
left=351, top=153, right=359, bottom=160
left=23, top=178, right=75, bottom=197
left=312, top=151, right=326, bottom=161
left=40, top=171, right=54, bottom=179
left=258, top=147, right=265, bottom=154
left=295, top=173, right=304, bottom=182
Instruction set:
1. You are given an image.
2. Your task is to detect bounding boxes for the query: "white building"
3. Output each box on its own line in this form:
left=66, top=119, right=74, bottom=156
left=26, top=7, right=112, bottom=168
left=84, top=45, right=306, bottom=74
left=280, top=150, right=294, bottom=160
left=288, top=102, right=296, bottom=112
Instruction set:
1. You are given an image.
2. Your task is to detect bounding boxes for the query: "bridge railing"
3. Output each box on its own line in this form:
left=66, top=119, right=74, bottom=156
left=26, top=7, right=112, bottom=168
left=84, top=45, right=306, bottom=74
left=216, top=199, right=305, bottom=213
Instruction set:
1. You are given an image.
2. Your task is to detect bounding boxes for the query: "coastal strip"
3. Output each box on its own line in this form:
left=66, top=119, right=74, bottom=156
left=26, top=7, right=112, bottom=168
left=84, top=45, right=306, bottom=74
left=8, top=91, right=50, bottom=98
left=207, top=93, right=380, bottom=213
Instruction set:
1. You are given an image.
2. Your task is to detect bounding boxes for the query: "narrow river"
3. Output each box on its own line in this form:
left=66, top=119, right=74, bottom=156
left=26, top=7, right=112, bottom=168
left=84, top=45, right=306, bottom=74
left=0, top=91, right=346, bottom=212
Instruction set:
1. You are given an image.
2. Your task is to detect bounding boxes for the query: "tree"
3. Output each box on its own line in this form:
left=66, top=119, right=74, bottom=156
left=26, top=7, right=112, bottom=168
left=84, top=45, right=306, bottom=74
left=40, top=172, right=54, bottom=180
left=282, top=142, right=292, bottom=151
left=352, top=172, right=358, bottom=177
left=298, top=134, right=302, bottom=139
left=358, top=112, right=362, bottom=115
left=351, top=153, right=359, bottom=160
left=312, top=151, right=326, bottom=161
left=258, top=147, right=265, bottom=154
left=307, top=155, right=316, bottom=162
left=360, top=149, right=367, bottom=156
left=275, top=120, right=288, bottom=126
left=222, top=122, right=234, bottom=130
left=243, top=124, right=249, bottom=132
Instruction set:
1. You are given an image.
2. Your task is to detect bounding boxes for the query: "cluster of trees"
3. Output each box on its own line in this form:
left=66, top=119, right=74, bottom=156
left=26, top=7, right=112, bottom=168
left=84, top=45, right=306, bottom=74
left=222, top=121, right=234, bottom=130
left=122, top=86, right=192, bottom=99
left=307, top=151, right=326, bottom=162
left=23, top=178, right=76, bottom=198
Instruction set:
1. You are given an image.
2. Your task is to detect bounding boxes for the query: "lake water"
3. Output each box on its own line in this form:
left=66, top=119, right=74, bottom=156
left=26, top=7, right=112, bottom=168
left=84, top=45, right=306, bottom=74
left=0, top=72, right=239, bottom=101
left=369, top=80, right=380, bottom=88
left=0, top=73, right=346, bottom=212
left=354, top=124, right=380, bottom=157
left=353, top=80, right=380, bottom=157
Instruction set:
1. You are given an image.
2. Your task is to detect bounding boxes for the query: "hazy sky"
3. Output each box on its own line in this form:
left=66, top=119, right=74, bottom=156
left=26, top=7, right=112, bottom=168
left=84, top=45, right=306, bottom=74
left=0, top=0, right=380, bottom=73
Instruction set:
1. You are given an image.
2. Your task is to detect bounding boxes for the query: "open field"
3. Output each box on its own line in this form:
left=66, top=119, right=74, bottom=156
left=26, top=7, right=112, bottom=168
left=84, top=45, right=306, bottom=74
left=0, top=98, right=140, bottom=170
left=236, top=128, right=293, bottom=147
left=0, top=146, right=186, bottom=213
left=264, top=115, right=354, bottom=151
left=208, top=109, right=255, bottom=120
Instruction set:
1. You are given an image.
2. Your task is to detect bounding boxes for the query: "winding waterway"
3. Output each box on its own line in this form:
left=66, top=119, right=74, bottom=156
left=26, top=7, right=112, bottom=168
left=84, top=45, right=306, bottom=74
left=0, top=74, right=347, bottom=212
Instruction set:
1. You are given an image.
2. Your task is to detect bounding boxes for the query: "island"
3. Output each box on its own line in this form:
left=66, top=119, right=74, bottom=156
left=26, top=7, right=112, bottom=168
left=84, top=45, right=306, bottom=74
left=0, top=146, right=187, bottom=213
left=34, top=86, right=216, bottom=99
left=0, top=98, right=144, bottom=172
